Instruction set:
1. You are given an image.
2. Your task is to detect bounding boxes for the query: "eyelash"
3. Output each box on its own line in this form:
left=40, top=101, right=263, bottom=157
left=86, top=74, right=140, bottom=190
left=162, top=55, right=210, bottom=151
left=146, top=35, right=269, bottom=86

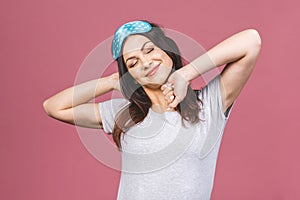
left=129, top=47, right=154, bottom=68
left=146, top=47, right=154, bottom=54
left=129, top=63, right=136, bottom=68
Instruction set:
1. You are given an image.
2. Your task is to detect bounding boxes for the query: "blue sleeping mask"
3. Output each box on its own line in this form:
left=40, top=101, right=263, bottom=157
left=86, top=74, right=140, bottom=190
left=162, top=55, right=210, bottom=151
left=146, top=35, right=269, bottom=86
left=111, top=20, right=152, bottom=60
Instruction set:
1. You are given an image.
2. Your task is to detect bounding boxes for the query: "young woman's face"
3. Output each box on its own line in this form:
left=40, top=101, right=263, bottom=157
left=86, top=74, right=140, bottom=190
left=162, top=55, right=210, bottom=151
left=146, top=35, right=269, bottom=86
left=122, top=35, right=173, bottom=89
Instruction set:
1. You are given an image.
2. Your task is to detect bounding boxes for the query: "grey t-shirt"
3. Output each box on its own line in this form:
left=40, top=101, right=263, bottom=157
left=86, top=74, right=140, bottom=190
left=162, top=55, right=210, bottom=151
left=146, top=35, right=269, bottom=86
left=98, top=75, right=234, bottom=200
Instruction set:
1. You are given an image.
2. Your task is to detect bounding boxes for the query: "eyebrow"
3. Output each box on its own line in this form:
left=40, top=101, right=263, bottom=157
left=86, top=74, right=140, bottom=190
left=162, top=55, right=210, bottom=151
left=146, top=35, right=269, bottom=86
left=125, top=41, right=152, bottom=63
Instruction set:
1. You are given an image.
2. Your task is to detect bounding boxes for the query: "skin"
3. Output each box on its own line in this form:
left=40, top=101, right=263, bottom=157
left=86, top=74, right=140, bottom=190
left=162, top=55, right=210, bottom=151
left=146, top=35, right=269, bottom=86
left=43, top=28, right=261, bottom=129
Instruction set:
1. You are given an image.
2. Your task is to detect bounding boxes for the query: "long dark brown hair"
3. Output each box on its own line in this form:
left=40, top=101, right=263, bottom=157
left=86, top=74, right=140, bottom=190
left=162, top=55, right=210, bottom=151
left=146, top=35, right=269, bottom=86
left=112, top=21, right=202, bottom=151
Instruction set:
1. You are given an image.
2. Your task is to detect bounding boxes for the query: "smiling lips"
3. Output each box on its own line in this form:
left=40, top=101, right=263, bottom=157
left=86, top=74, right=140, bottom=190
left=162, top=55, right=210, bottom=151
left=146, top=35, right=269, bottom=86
left=146, top=64, right=160, bottom=77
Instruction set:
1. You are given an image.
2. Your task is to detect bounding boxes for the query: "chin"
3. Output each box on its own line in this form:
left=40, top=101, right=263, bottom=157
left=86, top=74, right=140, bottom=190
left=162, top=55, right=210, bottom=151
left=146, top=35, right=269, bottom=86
left=142, top=83, right=162, bottom=90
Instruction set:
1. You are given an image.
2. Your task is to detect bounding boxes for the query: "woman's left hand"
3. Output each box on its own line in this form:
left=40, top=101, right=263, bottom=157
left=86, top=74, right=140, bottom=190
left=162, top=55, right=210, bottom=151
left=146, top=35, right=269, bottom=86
left=161, top=70, right=189, bottom=109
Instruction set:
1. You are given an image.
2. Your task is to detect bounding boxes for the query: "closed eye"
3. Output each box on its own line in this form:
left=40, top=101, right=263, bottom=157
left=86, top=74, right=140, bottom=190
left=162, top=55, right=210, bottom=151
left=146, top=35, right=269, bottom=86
left=147, top=48, right=154, bottom=53
left=129, top=61, right=137, bottom=68
left=146, top=48, right=154, bottom=54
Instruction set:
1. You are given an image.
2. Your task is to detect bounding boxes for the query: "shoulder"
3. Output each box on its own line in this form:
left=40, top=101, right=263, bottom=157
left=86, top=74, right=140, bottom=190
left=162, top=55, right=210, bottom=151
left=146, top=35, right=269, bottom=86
left=197, top=75, right=221, bottom=101
left=98, top=98, right=130, bottom=134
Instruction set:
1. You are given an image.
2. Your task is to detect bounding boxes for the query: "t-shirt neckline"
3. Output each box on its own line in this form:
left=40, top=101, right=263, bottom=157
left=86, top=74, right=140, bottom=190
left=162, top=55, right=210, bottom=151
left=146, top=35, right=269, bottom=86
left=149, top=107, right=178, bottom=116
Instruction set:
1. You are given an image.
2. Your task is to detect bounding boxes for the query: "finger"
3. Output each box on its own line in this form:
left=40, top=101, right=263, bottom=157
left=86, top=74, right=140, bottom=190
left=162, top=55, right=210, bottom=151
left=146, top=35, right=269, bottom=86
left=165, top=92, right=175, bottom=103
left=168, top=96, right=181, bottom=108
left=167, top=82, right=174, bottom=88
left=161, top=83, right=174, bottom=90
left=162, top=85, right=173, bottom=95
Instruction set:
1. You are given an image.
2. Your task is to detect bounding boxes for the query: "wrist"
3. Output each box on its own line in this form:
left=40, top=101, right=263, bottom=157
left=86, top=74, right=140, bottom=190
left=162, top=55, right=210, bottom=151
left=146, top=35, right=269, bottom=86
left=178, top=64, right=199, bottom=82
left=109, top=73, right=120, bottom=91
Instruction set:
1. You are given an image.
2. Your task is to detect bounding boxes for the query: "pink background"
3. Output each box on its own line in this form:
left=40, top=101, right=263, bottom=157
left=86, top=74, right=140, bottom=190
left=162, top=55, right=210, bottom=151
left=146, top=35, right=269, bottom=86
left=1, top=0, right=299, bottom=199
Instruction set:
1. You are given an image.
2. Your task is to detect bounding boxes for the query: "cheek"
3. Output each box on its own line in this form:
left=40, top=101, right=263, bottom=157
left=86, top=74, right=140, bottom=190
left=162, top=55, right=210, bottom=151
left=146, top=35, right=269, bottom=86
left=160, top=65, right=172, bottom=76
left=161, top=53, right=173, bottom=67
left=127, top=68, right=141, bottom=80
left=166, top=58, right=173, bottom=67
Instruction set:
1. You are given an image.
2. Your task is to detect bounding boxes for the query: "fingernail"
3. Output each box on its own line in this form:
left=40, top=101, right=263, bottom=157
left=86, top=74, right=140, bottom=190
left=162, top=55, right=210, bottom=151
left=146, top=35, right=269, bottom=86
left=166, top=107, right=171, bottom=111
left=170, top=95, right=174, bottom=100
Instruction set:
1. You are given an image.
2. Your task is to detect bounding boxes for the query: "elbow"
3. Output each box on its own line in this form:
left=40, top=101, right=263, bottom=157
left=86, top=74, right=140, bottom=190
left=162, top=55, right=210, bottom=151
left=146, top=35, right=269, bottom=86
left=244, top=29, right=262, bottom=56
left=43, top=100, right=51, bottom=116
left=43, top=99, right=57, bottom=117
left=247, top=29, right=262, bottom=49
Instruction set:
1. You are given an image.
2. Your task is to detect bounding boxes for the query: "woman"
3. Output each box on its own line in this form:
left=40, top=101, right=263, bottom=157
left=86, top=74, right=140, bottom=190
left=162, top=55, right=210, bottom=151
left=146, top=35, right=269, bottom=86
left=43, top=20, right=261, bottom=199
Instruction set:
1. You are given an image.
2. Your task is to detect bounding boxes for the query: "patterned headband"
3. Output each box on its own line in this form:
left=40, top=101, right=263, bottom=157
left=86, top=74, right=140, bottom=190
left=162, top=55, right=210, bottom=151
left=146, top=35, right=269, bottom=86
left=111, top=20, right=152, bottom=60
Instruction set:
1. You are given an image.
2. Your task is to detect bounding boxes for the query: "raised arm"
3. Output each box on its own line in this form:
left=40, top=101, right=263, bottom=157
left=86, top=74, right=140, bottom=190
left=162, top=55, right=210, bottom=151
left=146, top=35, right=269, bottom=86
left=43, top=73, right=119, bottom=129
left=164, top=29, right=262, bottom=112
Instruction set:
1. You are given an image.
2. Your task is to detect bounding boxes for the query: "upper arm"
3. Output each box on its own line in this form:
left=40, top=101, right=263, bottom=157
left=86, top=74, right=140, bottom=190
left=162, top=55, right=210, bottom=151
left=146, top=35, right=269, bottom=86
left=220, top=29, right=262, bottom=112
left=44, top=102, right=103, bottom=129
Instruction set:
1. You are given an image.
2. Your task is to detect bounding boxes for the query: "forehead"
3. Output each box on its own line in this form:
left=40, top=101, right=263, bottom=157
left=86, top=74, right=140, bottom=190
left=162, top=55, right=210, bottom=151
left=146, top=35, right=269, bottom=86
left=122, top=35, right=151, bottom=57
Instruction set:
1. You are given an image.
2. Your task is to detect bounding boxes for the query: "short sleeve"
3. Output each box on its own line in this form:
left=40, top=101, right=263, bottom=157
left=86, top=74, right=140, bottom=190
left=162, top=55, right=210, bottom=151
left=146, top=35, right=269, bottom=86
left=199, top=75, right=234, bottom=120
left=98, top=98, right=130, bottom=134
left=198, top=75, right=234, bottom=159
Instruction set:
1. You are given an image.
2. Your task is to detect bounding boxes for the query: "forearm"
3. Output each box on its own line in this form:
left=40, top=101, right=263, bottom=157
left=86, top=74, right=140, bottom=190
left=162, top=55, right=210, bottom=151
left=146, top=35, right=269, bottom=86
left=43, top=74, right=117, bottom=112
left=180, top=29, right=261, bottom=82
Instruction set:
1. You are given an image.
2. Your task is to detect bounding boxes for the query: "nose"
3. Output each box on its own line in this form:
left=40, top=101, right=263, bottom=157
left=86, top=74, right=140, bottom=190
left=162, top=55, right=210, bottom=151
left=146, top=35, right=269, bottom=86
left=141, top=55, right=153, bottom=70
